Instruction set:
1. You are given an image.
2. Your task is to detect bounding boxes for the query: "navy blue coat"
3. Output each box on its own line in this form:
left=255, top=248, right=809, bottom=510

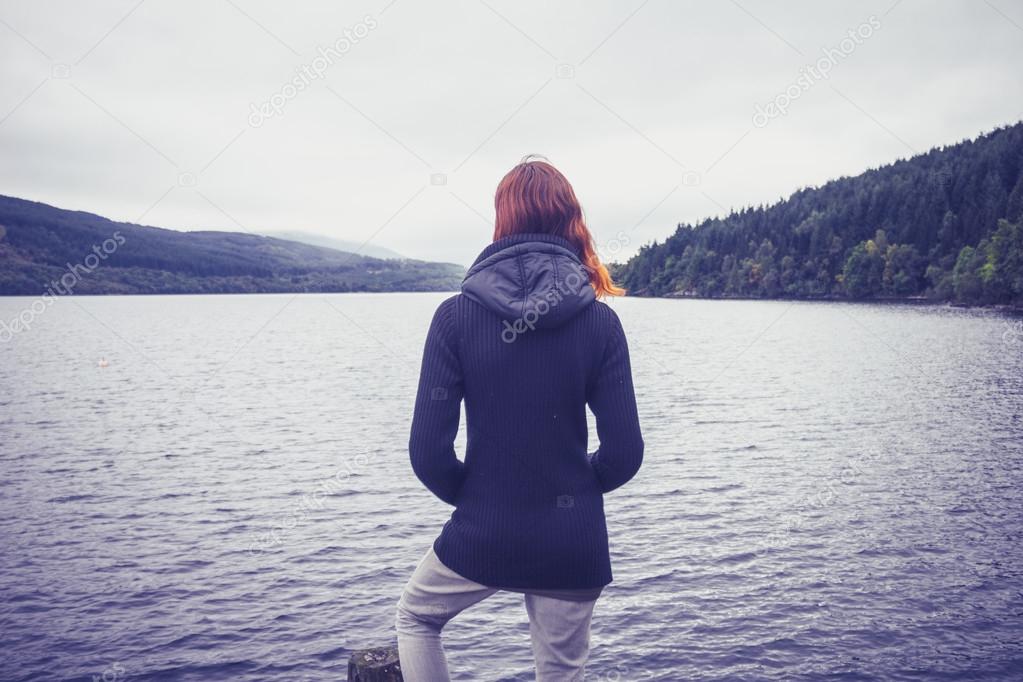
left=408, top=232, right=644, bottom=590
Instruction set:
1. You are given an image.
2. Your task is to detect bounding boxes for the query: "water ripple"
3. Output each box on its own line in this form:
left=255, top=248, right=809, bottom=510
left=0, top=294, right=1021, bottom=680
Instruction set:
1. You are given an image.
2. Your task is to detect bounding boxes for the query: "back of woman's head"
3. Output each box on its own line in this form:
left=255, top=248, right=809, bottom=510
left=494, top=156, right=624, bottom=298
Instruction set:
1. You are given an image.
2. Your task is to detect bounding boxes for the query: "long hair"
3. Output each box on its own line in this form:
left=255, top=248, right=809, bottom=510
left=493, top=156, right=624, bottom=298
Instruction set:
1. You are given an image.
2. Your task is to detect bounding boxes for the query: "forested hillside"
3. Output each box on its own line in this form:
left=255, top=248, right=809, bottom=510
left=0, top=195, right=463, bottom=295
left=616, top=122, right=1023, bottom=305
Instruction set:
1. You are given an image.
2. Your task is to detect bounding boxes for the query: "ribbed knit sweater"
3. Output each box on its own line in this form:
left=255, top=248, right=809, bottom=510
left=408, top=232, right=644, bottom=590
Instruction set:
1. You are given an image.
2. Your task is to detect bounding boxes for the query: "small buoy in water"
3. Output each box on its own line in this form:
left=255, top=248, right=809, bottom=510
left=98, top=358, right=109, bottom=368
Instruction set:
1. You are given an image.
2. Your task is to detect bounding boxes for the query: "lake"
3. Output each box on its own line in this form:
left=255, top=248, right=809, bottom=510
left=1, top=293, right=1021, bottom=681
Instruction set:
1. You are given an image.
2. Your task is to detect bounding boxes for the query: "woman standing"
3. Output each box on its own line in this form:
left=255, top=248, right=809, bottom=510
left=396, top=157, right=644, bottom=681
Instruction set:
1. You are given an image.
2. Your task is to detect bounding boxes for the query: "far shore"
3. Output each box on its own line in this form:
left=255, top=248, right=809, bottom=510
left=1, top=289, right=1021, bottom=315
left=650, top=291, right=1023, bottom=313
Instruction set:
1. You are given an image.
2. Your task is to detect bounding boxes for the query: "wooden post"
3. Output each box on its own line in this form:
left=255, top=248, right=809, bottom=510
left=347, top=646, right=403, bottom=681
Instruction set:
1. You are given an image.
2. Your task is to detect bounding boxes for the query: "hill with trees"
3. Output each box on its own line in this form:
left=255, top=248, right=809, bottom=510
left=615, top=122, right=1023, bottom=306
left=0, top=195, right=464, bottom=295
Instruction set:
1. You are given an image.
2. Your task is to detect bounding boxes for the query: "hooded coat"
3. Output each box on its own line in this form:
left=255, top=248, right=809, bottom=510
left=408, top=232, right=644, bottom=590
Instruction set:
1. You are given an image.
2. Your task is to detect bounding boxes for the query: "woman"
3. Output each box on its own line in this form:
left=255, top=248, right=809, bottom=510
left=396, top=157, right=644, bottom=681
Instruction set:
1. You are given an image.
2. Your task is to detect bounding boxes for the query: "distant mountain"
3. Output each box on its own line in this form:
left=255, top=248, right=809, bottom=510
left=0, top=195, right=464, bottom=295
left=261, top=230, right=404, bottom=260
left=616, top=122, right=1023, bottom=306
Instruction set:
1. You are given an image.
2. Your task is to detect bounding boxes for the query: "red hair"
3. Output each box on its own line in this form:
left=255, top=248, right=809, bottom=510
left=493, top=157, right=624, bottom=298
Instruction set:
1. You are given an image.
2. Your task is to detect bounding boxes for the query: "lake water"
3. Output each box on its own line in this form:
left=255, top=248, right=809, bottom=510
left=1, top=293, right=1021, bottom=681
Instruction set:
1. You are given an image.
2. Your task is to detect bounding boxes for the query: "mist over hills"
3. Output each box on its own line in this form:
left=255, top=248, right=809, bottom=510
left=260, top=230, right=404, bottom=260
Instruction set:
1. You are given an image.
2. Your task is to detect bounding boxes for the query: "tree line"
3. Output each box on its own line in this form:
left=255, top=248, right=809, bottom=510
left=615, top=122, right=1023, bottom=306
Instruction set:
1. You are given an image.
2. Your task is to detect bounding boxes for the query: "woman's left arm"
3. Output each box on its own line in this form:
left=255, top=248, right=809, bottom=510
left=408, top=297, right=466, bottom=505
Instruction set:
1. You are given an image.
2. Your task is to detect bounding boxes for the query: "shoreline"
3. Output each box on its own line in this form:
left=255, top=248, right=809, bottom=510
left=1, top=289, right=1021, bottom=315
left=644, top=292, right=1023, bottom=314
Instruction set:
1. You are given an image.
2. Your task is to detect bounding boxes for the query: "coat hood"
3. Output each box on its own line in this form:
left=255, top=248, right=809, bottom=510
left=461, top=233, right=596, bottom=330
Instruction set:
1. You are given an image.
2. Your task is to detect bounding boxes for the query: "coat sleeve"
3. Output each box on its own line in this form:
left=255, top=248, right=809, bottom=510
left=408, top=297, right=466, bottom=505
left=586, top=309, right=644, bottom=493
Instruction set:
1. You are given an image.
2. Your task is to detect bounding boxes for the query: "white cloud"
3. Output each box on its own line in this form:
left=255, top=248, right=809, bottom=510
left=1, top=0, right=1020, bottom=265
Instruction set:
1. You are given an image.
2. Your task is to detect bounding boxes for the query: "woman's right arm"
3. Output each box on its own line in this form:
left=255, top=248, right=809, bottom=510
left=408, top=297, right=466, bottom=505
left=586, top=309, right=644, bottom=493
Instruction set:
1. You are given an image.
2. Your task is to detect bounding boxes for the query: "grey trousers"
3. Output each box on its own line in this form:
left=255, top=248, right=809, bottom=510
left=395, top=546, right=600, bottom=681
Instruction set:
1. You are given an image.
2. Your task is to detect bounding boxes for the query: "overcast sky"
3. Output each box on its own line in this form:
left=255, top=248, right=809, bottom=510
left=1, top=0, right=1021, bottom=266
